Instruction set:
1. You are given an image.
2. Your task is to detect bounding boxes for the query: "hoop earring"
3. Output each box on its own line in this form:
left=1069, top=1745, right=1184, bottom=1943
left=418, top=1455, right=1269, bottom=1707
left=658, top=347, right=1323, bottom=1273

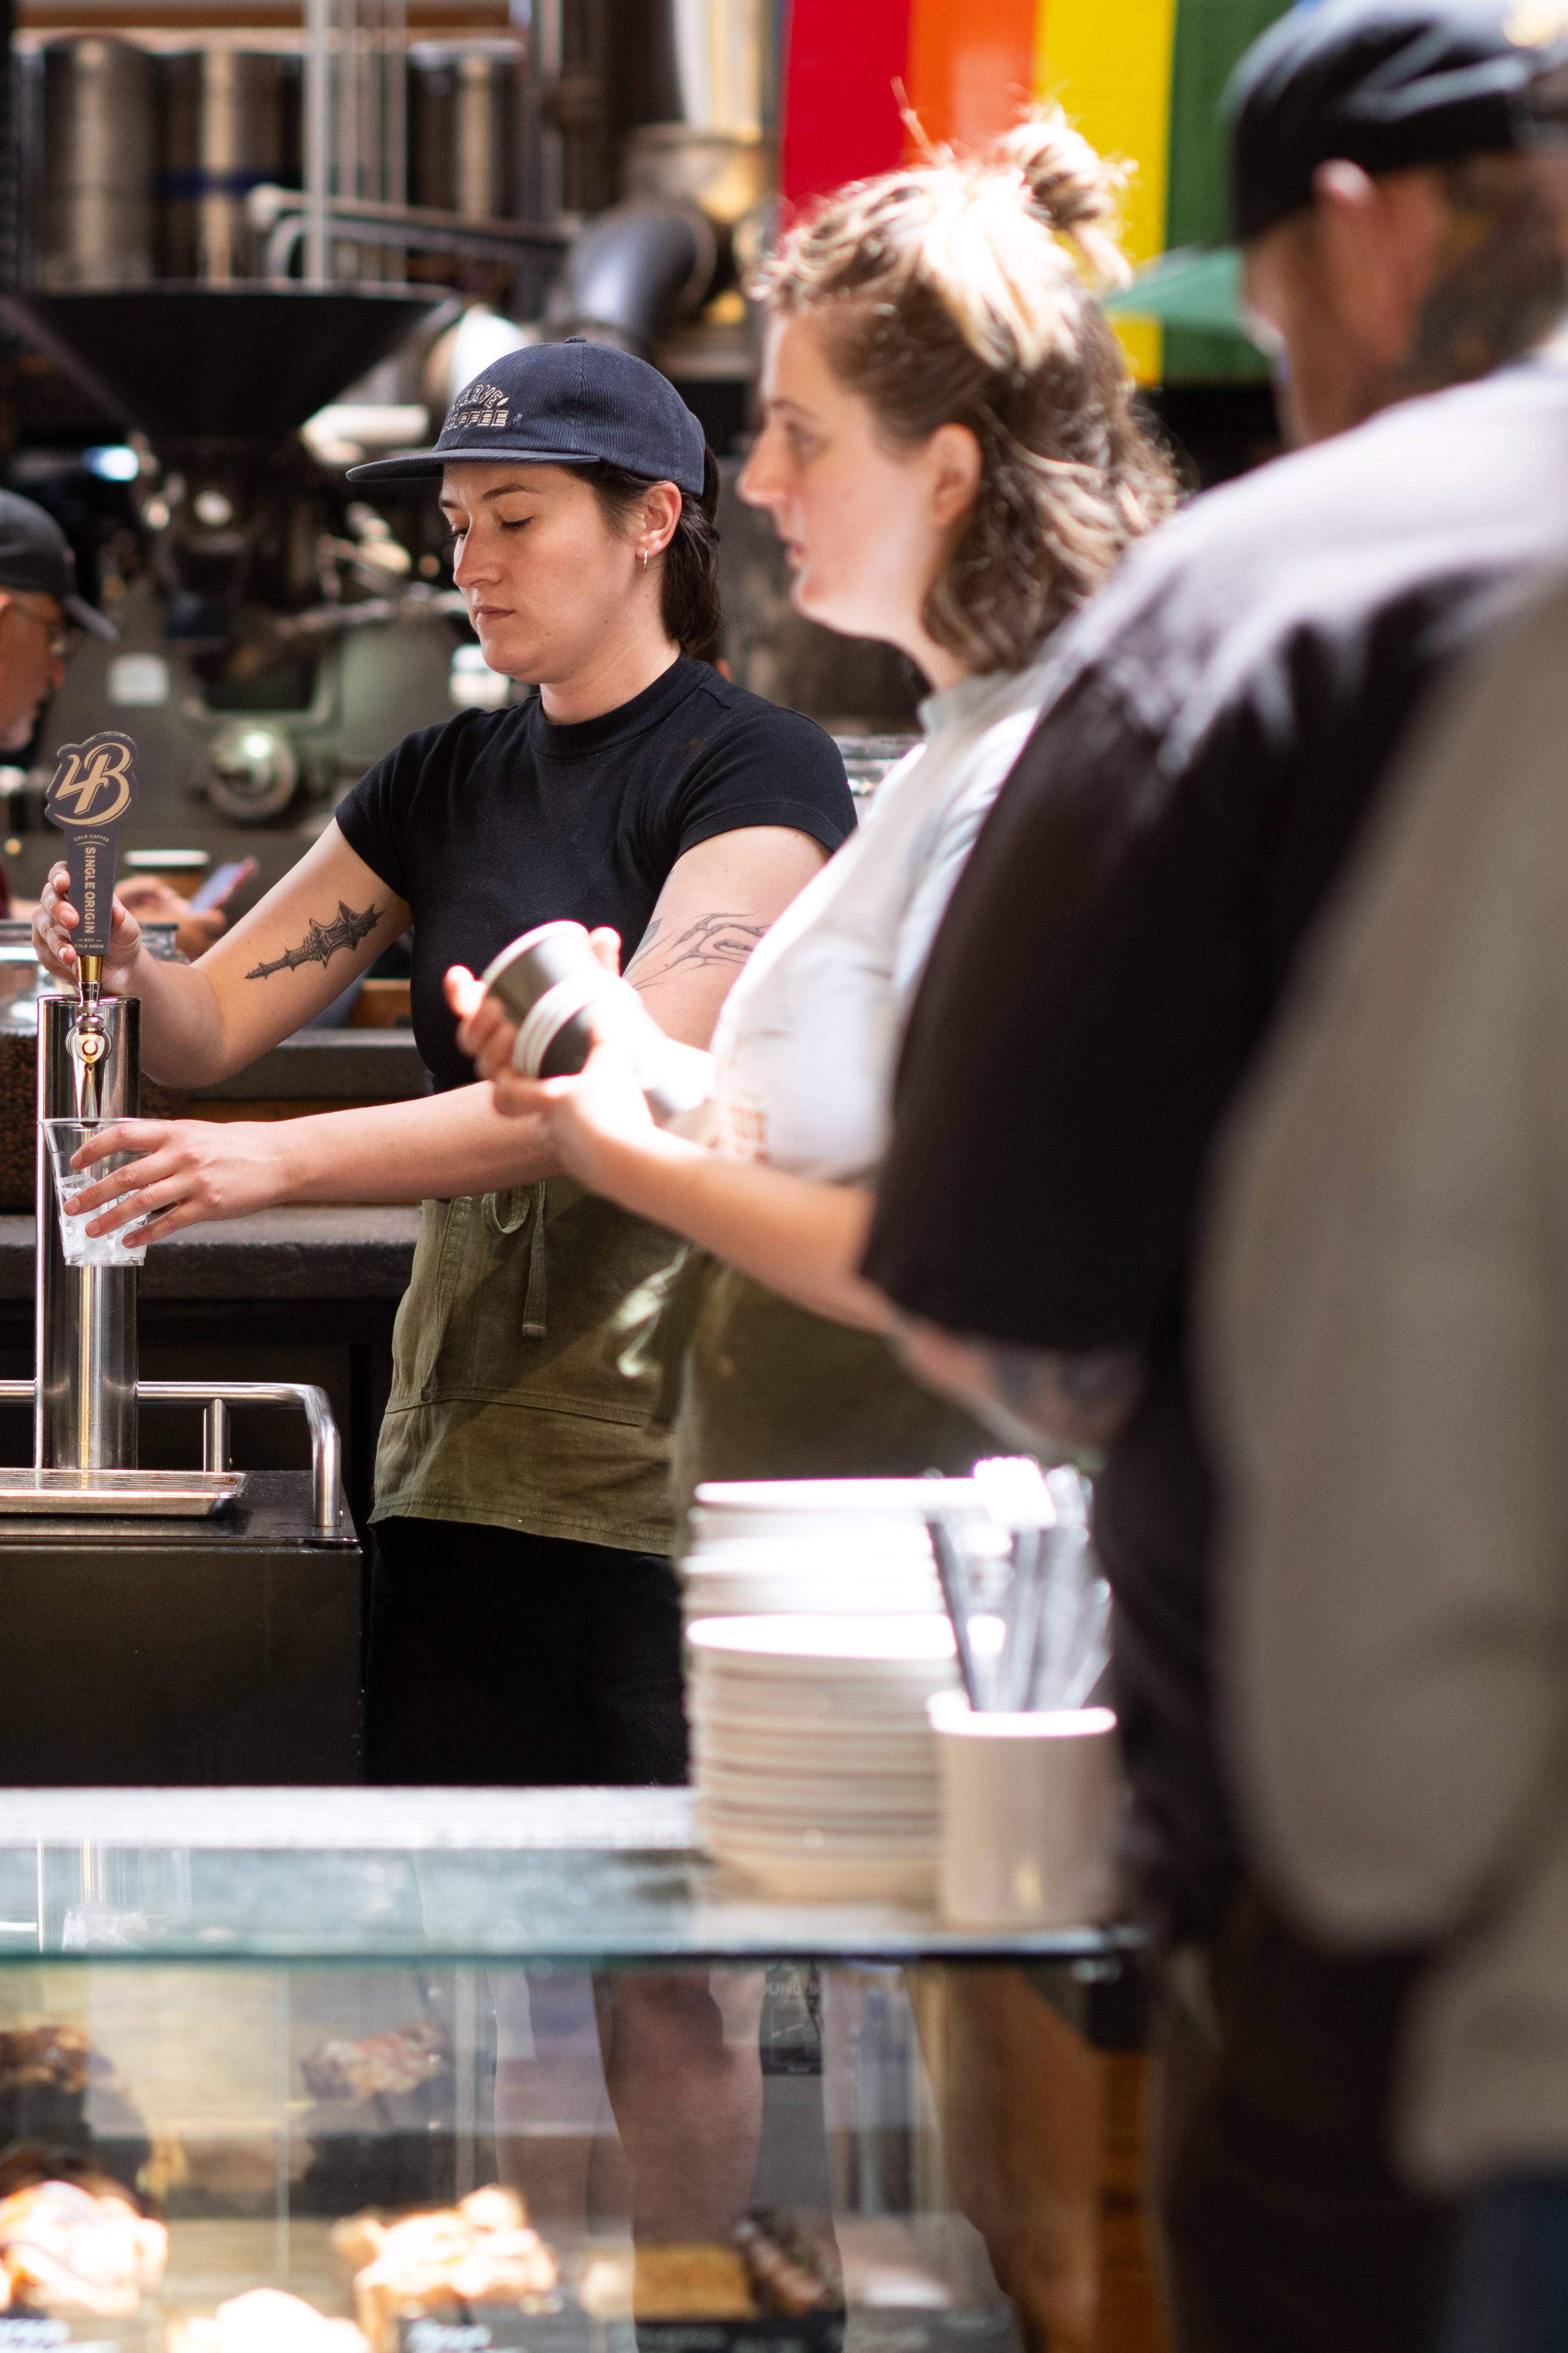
left=642, top=549, right=649, bottom=570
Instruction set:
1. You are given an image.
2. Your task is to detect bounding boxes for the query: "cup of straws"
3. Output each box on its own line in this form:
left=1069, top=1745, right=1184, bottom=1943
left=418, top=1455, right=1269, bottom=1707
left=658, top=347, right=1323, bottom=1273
left=925, top=1458, right=1124, bottom=1928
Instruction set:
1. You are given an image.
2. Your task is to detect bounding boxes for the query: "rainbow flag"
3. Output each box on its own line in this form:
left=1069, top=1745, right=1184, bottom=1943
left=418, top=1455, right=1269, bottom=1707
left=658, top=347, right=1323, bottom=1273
left=779, top=0, right=1292, bottom=379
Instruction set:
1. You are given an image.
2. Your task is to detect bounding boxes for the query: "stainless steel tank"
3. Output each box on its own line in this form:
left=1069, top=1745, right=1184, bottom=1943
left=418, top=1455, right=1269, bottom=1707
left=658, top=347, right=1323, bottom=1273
left=161, top=50, right=296, bottom=282
left=38, top=38, right=156, bottom=288
left=409, top=41, right=521, bottom=220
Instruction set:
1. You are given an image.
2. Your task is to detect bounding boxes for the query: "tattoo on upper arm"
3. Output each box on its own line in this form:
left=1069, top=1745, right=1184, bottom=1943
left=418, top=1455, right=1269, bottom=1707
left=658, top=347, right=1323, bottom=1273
left=625, top=911, right=768, bottom=987
left=245, top=900, right=383, bottom=980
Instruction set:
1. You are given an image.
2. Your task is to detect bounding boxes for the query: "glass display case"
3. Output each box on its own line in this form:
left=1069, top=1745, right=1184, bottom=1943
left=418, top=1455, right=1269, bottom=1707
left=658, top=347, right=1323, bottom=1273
left=0, top=1791, right=1160, bottom=2353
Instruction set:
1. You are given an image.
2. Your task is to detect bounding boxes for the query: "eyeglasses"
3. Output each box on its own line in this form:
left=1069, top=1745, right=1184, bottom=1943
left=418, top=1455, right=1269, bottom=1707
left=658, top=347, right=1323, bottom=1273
left=5, top=601, right=81, bottom=662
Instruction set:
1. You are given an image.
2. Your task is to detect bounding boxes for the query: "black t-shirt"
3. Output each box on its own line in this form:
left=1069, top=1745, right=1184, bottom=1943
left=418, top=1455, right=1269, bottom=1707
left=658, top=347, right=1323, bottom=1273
left=864, top=360, right=1568, bottom=1945
left=337, top=654, right=856, bottom=1090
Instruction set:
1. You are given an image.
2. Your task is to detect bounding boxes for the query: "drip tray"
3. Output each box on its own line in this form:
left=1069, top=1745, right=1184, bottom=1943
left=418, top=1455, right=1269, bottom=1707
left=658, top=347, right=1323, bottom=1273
left=0, top=1467, right=248, bottom=1517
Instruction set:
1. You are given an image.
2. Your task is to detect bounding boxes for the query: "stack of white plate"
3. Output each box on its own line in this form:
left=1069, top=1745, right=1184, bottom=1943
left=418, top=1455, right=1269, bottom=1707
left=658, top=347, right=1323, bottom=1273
left=681, top=1477, right=978, bottom=1620
left=687, top=1612, right=958, bottom=1900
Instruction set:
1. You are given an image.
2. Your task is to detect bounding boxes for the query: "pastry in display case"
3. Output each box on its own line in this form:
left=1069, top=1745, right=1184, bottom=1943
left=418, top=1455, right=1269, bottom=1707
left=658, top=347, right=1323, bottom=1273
left=0, top=1795, right=1157, bottom=2353
left=0, top=2164, right=168, bottom=2321
left=333, top=2187, right=561, bottom=2349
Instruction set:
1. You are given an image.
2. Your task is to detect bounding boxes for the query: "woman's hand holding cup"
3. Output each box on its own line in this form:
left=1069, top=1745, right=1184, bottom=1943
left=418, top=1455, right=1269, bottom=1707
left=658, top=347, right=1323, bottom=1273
left=447, top=955, right=657, bottom=1192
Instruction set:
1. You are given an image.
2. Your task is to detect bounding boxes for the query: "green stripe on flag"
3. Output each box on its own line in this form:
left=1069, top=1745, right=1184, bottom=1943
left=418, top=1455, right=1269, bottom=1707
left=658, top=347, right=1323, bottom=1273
left=1163, top=0, right=1291, bottom=379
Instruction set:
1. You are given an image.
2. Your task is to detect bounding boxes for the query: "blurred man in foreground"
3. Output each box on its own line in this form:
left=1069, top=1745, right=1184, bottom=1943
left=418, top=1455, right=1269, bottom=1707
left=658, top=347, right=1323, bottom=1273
left=862, top=2, right=1568, bottom=2346
left=1207, top=563, right=1568, bottom=2353
left=1206, top=68, right=1568, bottom=2353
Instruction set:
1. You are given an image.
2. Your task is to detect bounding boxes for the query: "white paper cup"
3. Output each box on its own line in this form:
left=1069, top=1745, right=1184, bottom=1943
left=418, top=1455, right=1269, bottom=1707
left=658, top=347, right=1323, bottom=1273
left=928, top=1691, right=1123, bottom=1928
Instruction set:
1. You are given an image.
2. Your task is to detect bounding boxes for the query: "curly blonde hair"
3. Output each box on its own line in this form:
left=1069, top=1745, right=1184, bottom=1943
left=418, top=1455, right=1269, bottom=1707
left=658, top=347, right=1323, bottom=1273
left=754, top=109, right=1176, bottom=672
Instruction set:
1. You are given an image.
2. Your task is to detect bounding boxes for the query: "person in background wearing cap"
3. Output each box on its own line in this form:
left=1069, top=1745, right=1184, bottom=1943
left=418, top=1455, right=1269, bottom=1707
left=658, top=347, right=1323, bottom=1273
left=0, top=486, right=116, bottom=754
left=853, top=3, right=1568, bottom=2348
left=33, top=341, right=855, bottom=1788
left=0, top=487, right=221, bottom=955
left=0, top=486, right=115, bottom=910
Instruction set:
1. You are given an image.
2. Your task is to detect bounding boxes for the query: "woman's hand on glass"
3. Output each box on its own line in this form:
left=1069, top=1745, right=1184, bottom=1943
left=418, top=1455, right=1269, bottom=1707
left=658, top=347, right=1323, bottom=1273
left=33, top=860, right=146, bottom=991
left=61, top=1117, right=291, bottom=1246
left=446, top=958, right=657, bottom=1192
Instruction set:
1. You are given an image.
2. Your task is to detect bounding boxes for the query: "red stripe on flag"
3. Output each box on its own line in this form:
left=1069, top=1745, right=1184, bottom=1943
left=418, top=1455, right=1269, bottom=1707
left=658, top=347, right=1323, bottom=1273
left=780, top=0, right=913, bottom=209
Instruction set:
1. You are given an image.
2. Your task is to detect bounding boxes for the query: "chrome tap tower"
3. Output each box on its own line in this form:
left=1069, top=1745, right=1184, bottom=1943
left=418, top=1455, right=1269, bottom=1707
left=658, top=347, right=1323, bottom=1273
left=34, top=729, right=141, bottom=1471
left=36, top=991, right=140, bottom=1470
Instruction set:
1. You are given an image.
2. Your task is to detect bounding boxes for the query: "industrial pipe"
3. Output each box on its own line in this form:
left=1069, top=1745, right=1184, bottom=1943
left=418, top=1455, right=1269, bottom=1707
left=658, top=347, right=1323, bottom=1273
left=546, top=199, right=716, bottom=355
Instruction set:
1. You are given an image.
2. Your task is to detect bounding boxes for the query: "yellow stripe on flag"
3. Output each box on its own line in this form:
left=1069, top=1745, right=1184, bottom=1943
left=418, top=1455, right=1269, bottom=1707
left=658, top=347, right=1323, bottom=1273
left=1033, top=0, right=1179, bottom=380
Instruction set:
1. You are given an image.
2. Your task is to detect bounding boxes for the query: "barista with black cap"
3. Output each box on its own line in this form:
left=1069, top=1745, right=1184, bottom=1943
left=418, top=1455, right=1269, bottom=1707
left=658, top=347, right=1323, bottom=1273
left=34, top=340, right=855, bottom=1784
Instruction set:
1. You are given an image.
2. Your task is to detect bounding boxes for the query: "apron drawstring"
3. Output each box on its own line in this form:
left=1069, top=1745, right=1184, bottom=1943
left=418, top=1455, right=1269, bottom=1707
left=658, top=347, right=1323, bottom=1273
left=485, top=1181, right=550, bottom=1339
left=520, top=1180, right=549, bottom=1338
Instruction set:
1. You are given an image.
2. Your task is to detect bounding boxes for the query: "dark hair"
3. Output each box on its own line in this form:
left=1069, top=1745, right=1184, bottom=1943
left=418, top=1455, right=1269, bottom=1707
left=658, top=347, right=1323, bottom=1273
left=755, top=108, right=1176, bottom=673
left=570, top=444, right=724, bottom=665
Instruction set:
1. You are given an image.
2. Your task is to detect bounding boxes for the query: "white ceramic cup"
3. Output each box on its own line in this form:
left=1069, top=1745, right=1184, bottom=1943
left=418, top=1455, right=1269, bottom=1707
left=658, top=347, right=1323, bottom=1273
left=928, top=1690, right=1124, bottom=1928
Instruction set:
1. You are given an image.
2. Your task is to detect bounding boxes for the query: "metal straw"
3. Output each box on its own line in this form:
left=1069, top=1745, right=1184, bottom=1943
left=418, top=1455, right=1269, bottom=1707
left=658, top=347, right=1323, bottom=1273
left=927, top=1515, right=985, bottom=1711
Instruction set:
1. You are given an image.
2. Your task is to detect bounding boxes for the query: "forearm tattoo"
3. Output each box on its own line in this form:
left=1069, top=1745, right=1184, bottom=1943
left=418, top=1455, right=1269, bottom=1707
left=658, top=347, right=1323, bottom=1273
left=625, top=912, right=768, bottom=987
left=246, top=899, right=382, bottom=980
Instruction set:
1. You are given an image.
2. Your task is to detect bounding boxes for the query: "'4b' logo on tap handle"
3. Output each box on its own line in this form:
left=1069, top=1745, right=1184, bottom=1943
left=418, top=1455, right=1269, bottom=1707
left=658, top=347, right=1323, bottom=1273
left=45, top=731, right=139, bottom=961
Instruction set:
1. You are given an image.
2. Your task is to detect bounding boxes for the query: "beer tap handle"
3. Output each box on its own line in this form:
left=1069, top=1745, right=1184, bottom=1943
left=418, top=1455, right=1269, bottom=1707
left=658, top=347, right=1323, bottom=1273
left=45, top=733, right=138, bottom=1013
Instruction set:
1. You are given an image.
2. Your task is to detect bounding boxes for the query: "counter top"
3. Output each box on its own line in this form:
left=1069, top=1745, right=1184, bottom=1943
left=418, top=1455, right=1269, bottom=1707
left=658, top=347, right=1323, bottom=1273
left=183, top=1030, right=430, bottom=1102
left=0, top=1204, right=422, bottom=1300
left=0, top=1787, right=1134, bottom=1965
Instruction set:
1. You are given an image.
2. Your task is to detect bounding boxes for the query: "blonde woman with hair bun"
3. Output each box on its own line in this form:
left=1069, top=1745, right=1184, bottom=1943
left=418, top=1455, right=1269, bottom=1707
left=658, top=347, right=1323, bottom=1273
left=450, top=108, right=1176, bottom=1509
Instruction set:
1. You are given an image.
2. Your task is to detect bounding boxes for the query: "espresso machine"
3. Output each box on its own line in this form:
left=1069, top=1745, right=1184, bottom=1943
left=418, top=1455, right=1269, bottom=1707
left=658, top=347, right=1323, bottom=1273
left=0, top=735, right=362, bottom=1785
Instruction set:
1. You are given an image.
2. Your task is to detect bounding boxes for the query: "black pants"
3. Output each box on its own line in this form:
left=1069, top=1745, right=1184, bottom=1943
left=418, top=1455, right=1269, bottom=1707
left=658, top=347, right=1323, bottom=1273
left=1155, top=1885, right=1453, bottom=2353
left=365, top=1516, right=688, bottom=1786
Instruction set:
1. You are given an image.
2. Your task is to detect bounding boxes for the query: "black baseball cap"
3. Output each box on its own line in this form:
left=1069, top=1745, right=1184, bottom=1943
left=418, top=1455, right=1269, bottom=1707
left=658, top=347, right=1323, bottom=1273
left=347, top=337, right=708, bottom=494
left=0, top=490, right=116, bottom=641
left=1226, top=0, right=1568, bottom=242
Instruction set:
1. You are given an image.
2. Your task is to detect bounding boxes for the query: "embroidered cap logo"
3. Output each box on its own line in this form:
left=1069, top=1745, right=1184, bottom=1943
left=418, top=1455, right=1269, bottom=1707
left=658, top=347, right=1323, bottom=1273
left=448, top=382, right=511, bottom=432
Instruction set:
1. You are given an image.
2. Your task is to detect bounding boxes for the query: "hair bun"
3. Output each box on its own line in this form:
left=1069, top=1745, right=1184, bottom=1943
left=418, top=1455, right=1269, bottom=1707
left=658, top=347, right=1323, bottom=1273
left=753, top=103, right=1174, bottom=672
left=994, top=108, right=1131, bottom=292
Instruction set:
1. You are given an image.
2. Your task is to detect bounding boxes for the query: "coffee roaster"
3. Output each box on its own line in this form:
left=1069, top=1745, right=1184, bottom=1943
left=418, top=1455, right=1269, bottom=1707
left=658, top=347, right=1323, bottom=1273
left=2, top=280, right=469, bottom=834
left=0, top=0, right=924, bottom=838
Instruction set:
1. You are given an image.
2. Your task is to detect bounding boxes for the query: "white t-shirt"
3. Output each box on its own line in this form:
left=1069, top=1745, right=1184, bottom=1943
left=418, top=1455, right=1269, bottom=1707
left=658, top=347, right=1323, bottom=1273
left=710, top=661, right=1055, bottom=1183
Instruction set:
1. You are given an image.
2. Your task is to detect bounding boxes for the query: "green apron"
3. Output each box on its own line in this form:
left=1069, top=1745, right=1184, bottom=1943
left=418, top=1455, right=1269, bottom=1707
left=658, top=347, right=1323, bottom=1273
left=642, top=1248, right=1004, bottom=1552
left=373, top=1176, right=680, bottom=1553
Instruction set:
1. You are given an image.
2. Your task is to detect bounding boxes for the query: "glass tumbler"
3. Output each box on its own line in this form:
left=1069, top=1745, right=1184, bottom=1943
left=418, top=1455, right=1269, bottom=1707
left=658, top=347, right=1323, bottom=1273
left=42, top=1118, right=153, bottom=1267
